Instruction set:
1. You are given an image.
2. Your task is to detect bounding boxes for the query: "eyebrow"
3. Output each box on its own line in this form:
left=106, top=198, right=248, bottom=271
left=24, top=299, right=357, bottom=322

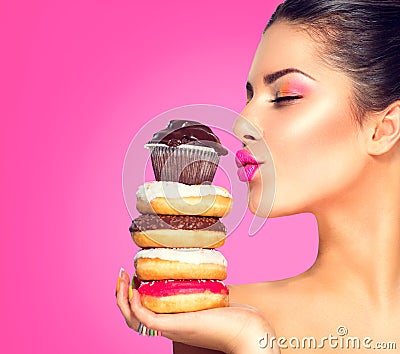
left=263, top=68, right=315, bottom=85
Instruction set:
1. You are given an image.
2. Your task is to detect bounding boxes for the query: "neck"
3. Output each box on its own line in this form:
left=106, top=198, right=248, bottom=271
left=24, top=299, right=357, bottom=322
left=309, top=160, right=400, bottom=305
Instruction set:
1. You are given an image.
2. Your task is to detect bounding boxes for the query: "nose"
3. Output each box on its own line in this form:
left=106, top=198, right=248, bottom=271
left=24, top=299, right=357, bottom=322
left=233, top=110, right=263, bottom=146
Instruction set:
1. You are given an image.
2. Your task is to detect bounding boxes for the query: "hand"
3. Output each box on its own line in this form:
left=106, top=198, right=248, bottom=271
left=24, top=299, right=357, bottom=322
left=116, top=269, right=279, bottom=354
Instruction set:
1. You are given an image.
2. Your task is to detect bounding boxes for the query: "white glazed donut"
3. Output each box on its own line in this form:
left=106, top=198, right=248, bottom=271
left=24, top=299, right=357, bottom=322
left=134, top=248, right=227, bottom=281
left=135, top=181, right=233, bottom=217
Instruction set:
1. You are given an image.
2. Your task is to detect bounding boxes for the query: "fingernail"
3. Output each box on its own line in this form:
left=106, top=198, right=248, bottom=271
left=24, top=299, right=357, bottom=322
left=129, top=286, right=133, bottom=300
left=115, top=267, right=124, bottom=296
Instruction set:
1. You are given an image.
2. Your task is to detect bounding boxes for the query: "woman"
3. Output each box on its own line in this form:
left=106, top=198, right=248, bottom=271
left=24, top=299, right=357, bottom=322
left=117, top=0, right=400, bottom=352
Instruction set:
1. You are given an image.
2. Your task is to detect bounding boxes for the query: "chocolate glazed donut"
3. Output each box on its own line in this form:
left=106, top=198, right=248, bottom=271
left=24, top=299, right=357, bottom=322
left=130, top=214, right=227, bottom=248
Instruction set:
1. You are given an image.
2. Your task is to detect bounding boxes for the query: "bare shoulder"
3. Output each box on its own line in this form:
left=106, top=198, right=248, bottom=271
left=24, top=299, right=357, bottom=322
left=228, top=274, right=313, bottom=326
left=172, top=276, right=316, bottom=354
left=172, top=282, right=298, bottom=354
left=229, top=277, right=302, bottom=306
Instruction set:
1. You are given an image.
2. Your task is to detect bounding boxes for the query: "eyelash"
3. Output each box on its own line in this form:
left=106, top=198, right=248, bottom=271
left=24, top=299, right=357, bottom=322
left=246, top=92, right=303, bottom=106
left=270, top=95, right=303, bottom=104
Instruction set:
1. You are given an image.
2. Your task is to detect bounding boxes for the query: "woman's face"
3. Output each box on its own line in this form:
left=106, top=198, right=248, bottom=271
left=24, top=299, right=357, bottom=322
left=234, top=22, right=369, bottom=217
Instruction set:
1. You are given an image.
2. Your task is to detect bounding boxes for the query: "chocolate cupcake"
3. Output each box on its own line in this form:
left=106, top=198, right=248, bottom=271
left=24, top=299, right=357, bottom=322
left=145, top=120, right=228, bottom=185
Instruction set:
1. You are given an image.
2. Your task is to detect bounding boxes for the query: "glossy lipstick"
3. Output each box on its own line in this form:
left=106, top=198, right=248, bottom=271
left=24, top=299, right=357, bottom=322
left=235, top=149, right=260, bottom=182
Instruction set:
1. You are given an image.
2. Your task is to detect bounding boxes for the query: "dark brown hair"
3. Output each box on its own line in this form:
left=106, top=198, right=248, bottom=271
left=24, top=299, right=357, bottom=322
left=265, top=0, right=400, bottom=125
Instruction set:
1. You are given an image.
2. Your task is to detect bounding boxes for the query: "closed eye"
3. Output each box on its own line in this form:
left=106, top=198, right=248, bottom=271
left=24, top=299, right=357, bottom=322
left=271, top=95, right=302, bottom=105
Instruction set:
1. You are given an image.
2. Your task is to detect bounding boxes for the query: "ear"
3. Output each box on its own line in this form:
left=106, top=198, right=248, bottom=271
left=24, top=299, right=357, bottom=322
left=367, top=102, right=400, bottom=156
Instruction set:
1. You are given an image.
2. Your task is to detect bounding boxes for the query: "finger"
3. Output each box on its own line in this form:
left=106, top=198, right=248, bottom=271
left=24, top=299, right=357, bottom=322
left=129, top=289, right=183, bottom=336
left=116, top=269, right=134, bottom=323
left=120, top=269, right=131, bottom=290
left=129, top=289, right=159, bottom=328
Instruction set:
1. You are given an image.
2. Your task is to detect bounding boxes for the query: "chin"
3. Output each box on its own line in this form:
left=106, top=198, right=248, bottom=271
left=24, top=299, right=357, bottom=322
left=244, top=164, right=278, bottom=217
left=247, top=197, right=260, bottom=216
left=247, top=186, right=272, bottom=218
left=248, top=186, right=308, bottom=218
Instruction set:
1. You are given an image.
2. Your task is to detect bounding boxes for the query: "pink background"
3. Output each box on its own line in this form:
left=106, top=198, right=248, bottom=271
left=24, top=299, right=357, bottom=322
left=1, top=1, right=318, bottom=353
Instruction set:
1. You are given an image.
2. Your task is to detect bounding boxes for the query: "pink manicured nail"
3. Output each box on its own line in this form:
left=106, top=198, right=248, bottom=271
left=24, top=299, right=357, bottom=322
left=119, top=267, right=125, bottom=277
left=116, top=267, right=125, bottom=296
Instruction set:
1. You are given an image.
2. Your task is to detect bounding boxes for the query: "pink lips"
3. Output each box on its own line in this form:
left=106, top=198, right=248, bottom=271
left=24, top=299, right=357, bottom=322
left=235, top=149, right=260, bottom=182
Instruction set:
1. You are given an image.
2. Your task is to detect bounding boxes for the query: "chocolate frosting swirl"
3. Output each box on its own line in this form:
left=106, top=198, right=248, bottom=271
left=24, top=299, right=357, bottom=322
left=148, top=120, right=228, bottom=156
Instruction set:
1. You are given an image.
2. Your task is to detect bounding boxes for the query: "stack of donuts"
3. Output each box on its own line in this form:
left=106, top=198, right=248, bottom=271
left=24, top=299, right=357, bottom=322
left=129, top=120, right=233, bottom=313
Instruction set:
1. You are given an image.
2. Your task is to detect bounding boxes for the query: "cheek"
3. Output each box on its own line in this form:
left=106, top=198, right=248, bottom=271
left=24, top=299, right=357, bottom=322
left=264, top=98, right=364, bottom=212
left=280, top=104, right=353, bottom=168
